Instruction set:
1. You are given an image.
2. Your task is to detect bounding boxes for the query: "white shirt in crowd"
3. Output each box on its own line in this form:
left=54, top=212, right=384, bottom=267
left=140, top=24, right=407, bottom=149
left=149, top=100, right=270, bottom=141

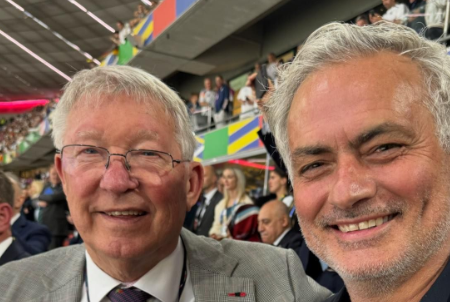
left=0, top=237, right=13, bottom=259
left=426, top=0, right=447, bottom=27
left=80, top=237, right=194, bottom=302
left=237, top=86, right=257, bottom=120
left=382, top=3, right=410, bottom=24
left=273, top=228, right=290, bottom=246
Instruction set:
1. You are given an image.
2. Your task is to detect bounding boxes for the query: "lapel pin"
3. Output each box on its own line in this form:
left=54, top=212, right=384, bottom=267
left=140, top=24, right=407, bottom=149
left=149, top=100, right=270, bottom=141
left=228, top=292, right=247, bottom=297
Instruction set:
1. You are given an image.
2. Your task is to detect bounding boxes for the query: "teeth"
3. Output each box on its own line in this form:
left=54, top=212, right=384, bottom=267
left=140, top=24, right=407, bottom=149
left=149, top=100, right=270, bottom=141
left=376, top=217, right=383, bottom=226
left=106, top=211, right=144, bottom=216
left=337, top=215, right=394, bottom=233
left=358, top=221, right=369, bottom=230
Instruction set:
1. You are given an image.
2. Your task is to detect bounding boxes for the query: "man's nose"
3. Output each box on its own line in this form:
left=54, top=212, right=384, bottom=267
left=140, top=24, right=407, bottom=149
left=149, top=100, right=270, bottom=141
left=100, top=157, right=138, bottom=194
left=328, top=156, right=376, bottom=209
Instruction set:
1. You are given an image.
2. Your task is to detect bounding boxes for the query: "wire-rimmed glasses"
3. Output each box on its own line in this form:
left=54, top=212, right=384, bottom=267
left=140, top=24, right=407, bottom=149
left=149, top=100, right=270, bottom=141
left=56, top=144, right=189, bottom=177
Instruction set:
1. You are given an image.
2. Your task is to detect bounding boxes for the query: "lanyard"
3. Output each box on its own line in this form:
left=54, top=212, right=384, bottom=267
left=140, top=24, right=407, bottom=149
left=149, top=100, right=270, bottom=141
left=84, top=238, right=188, bottom=302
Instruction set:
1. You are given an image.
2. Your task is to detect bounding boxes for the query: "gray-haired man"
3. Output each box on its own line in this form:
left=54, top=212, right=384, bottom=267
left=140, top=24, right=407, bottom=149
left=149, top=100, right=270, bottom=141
left=264, top=22, right=450, bottom=302
left=0, top=66, right=330, bottom=302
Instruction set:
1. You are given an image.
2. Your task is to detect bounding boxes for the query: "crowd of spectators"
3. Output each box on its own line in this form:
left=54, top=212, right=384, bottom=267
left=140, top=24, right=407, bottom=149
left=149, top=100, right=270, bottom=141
left=0, top=101, right=56, bottom=156
left=356, top=0, right=447, bottom=40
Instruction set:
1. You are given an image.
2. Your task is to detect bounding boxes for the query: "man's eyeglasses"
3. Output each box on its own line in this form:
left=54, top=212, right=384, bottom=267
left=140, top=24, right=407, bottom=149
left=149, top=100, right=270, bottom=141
left=56, top=144, right=189, bottom=177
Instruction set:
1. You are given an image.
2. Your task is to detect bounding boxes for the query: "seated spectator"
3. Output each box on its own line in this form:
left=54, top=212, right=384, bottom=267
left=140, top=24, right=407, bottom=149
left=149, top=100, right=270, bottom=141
left=237, top=73, right=258, bottom=120
left=6, top=173, right=51, bottom=255
left=19, top=187, right=34, bottom=222
left=355, top=14, right=369, bottom=26
left=258, top=200, right=344, bottom=293
left=254, top=167, right=293, bottom=208
left=193, top=165, right=223, bottom=237
left=425, top=0, right=446, bottom=40
left=0, top=172, right=29, bottom=266
left=227, top=203, right=260, bottom=242
left=382, top=0, right=410, bottom=24
left=209, top=167, right=253, bottom=240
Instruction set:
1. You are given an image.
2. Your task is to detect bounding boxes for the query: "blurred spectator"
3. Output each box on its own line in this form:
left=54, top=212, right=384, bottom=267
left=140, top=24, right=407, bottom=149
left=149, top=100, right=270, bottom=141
left=187, top=93, right=207, bottom=130
left=38, top=166, right=69, bottom=250
left=382, top=0, right=410, bottom=24
left=116, top=21, right=131, bottom=45
left=199, top=78, right=216, bottom=128
left=209, top=167, right=253, bottom=240
left=6, top=173, right=51, bottom=255
left=266, top=53, right=278, bottom=86
left=355, top=14, right=370, bottom=26
left=0, top=171, right=29, bottom=266
left=254, top=167, right=293, bottom=208
left=237, top=73, right=258, bottom=120
left=425, top=0, right=447, bottom=40
left=193, top=166, right=223, bottom=237
left=369, top=7, right=387, bottom=24
left=214, top=75, right=230, bottom=128
left=30, top=180, right=44, bottom=222
left=407, top=0, right=426, bottom=34
left=19, top=187, right=34, bottom=222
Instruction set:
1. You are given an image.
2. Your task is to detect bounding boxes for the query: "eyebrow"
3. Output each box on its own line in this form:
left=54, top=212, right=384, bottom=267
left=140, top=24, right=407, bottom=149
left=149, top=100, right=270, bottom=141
left=292, top=123, right=414, bottom=160
left=349, top=123, right=414, bottom=148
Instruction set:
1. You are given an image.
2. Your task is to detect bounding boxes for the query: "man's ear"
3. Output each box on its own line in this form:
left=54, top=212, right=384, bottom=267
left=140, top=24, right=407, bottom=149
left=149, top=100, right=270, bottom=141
left=185, top=162, right=204, bottom=212
left=0, top=203, right=13, bottom=234
left=282, top=215, right=290, bottom=228
left=55, top=154, right=66, bottom=191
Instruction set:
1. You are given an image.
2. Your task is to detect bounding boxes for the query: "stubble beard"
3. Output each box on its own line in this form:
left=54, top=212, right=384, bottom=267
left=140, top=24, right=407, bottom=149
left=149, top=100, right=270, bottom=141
left=299, top=193, right=450, bottom=299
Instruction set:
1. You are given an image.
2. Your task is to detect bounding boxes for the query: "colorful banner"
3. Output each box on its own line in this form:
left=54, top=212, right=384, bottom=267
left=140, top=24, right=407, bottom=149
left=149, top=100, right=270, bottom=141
left=196, top=116, right=264, bottom=162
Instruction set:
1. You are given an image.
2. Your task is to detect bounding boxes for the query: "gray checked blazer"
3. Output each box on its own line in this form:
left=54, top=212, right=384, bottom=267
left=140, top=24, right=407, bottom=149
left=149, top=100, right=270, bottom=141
left=0, top=229, right=331, bottom=302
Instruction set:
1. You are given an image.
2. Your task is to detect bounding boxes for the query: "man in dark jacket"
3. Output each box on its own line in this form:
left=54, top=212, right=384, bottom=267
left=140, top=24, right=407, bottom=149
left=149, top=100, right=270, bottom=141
left=38, top=165, right=69, bottom=249
left=0, top=171, right=29, bottom=266
left=6, top=173, right=51, bottom=255
left=258, top=200, right=343, bottom=292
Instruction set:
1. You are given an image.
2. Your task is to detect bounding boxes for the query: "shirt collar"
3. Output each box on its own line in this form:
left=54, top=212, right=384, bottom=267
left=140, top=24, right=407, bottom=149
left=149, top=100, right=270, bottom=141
left=0, top=237, right=13, bottom=259
left=86, top=237, right=184, bottom=302
left=10, top=213, right=20, bottom=225
left=273, top=228, right=291, bottom=246
left=203, top=188, right=217, bottom=205
left=420, top=257, right=450, bottom=302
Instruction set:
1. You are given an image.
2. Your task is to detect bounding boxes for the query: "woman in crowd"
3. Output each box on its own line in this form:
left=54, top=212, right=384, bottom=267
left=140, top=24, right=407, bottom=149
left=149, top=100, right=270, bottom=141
left=209, top=167, right=253, bottom=240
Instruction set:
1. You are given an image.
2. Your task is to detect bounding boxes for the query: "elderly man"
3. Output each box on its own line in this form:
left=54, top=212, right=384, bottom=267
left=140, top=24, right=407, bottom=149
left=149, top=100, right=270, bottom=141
left=0, top=172, right=29, bottom=265
left=264, top=22, right=450, bottom=302
left=0, top=66, right=330, bottom=302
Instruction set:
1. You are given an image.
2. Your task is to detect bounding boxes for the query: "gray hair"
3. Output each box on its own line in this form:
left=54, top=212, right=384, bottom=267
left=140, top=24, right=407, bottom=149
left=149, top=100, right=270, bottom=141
left=4, top=172, right=21, bottom=199
left=52, top=65, right=196, bottom=159
left=264, top=22, right=450, bottom=178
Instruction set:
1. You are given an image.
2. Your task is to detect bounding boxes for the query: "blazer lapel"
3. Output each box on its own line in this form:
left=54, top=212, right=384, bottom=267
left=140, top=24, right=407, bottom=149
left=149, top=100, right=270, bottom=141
left=181, top=229, right=256, bottom=302
left=38, top=245, right=86, bottom=302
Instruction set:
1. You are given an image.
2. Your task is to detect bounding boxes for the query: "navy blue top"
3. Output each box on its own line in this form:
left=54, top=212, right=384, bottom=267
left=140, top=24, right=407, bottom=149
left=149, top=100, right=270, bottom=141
left=324, top=258, right=450, bottom=302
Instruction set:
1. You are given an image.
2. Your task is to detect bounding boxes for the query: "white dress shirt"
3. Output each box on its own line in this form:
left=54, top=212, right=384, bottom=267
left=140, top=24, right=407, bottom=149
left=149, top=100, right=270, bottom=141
left=81, top=237, right=194, bottom=302
left=382, top=3, right=410, bottom=24
left=10, top=213, right=20, bottom=226
left=0, top=237, right=13, bottom=259
left=273, top=228, right=290, bottom=246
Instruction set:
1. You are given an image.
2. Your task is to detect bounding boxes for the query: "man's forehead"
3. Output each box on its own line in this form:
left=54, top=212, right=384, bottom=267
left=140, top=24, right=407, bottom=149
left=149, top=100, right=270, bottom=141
left=287, top=53, right=425, bottom=136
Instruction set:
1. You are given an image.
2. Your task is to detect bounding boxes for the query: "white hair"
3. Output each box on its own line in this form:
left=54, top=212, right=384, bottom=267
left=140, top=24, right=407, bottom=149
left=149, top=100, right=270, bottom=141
left=264, top=22, right=450, bottom=178
left=52, top=65, right=196, bottom=159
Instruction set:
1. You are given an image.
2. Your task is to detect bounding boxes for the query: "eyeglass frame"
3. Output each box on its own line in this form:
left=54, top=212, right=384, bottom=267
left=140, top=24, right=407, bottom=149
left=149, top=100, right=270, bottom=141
left=56, top=144, right=190, bottom=171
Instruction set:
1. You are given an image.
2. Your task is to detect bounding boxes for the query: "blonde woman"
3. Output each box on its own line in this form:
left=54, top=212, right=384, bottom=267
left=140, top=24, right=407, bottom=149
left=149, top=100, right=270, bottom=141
left=209, top=167, right=253, bottom=240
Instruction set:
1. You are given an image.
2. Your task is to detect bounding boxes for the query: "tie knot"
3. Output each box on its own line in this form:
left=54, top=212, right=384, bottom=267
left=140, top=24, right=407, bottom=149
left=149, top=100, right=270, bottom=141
left=107, top=286, right=151, bottom=302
